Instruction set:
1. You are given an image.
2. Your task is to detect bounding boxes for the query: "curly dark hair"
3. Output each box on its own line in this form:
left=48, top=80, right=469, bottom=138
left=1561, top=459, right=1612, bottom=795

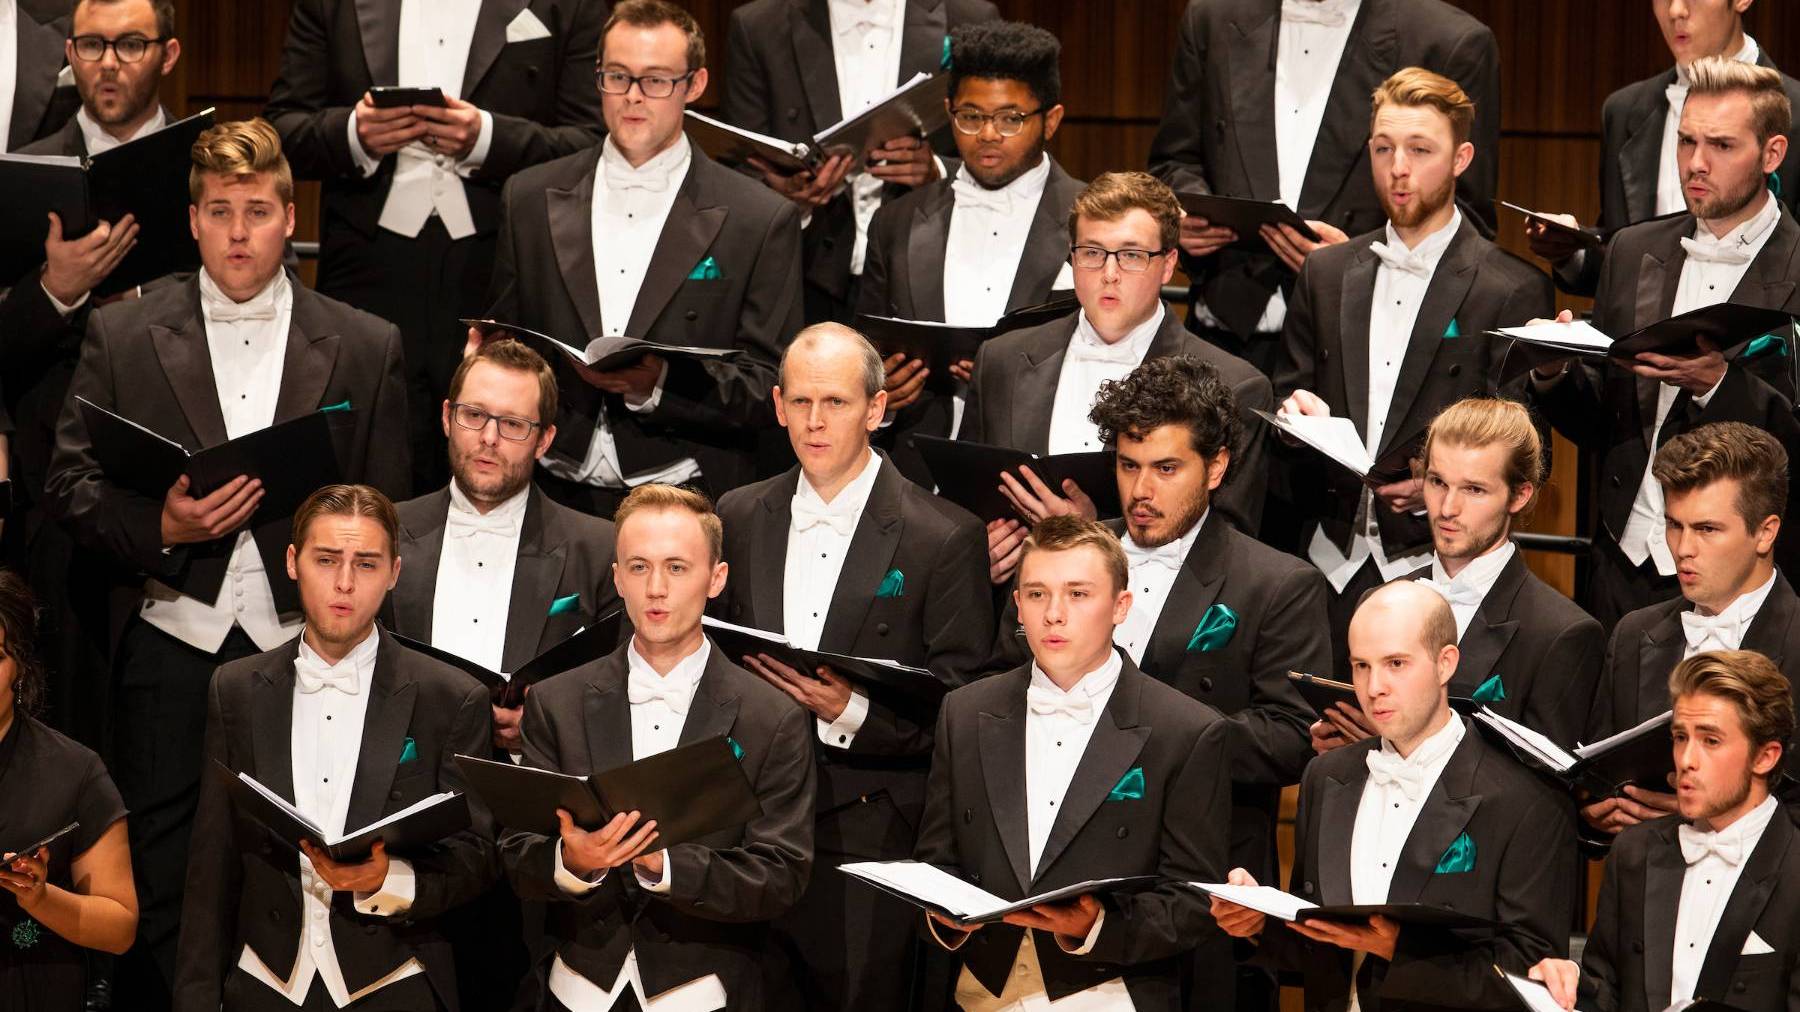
left=0, top=570, right=46, bottom=718
left=948, top=21, right=1062, bottom=108
left=1089, top=356, right=1241, bottom=486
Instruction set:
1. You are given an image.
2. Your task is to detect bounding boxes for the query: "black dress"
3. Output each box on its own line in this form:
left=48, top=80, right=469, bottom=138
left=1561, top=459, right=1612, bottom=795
left=0, top=714, right=128, bottom=1011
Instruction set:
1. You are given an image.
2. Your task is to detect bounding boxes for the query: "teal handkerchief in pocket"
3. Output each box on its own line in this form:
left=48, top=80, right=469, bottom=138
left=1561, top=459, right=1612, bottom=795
left=1443, top=318, right=1462, bottom=338
left=1107, top=767, right=1145, bottom=802
left=876, top=568, right=904, bottom=599
left=1434, top=831, right=1476, bottom=874
left=1470, top=673, right=1506, bottom=703
left=688, top=255, right=722, bottom=281
left=399, top=736, right=418, bottom=764
left=940, top=34, right=953, bottom=70
left=319, top=398, right=352, bottom=414
left=1743, top=330, right=1790, bottom=361
left=1187, top=604, right=1238, bottom=652
left=548, top=593, right=580, bottom=616
left=727, top=736, right=744, bottom=761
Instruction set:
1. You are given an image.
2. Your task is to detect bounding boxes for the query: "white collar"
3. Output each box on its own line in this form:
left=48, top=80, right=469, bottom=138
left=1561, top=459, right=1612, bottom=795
left=296, top=626, right=381, bottom=683
left=1072, top=301, right=1166, bottom=357
left=1691, top=189, right=1781, bottom=250
left=628, top=635, right=711, bottom=690
left=1675, top=34, right=1761, bottom=86
left=1382, top=206, right=1463, bottom=261
left=1698, top=567, right=1780, bottom=623
left=1378, top=710, right=1465, bottom=768
left=1280, top=0, right=1361, bottom=29
left=75, top=104, right=166, bottom=153
left=447, top=478, right=530, bottom=525
left=827, top=0, right=901, bottom=34
left=599, top=132, right=692, bottom=188
left=796, top=447, right=883, bottom=513
left=1028, top=648, right=1124, bottom=703
left=1123, top=508, right=1208, bottom=560
left=1691, top=792, right=1779, bottom=843
left=951, top=153, right=1052, bottom=205
left=197, top=266, right=290, bottom=319
left=1429, top=539, right=1515, bottom=598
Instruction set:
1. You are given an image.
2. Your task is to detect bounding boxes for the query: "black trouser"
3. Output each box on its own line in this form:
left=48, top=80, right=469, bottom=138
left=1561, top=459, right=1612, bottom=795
left=112, top=620, right=261, bottom=1011
left=222, top=967, right=444, bottom=1011
left=1586, top=534, right=1681, bottom=634
left=317, top=216, right=497, bottom=494
left=769, top=844, right=923, bottom=1012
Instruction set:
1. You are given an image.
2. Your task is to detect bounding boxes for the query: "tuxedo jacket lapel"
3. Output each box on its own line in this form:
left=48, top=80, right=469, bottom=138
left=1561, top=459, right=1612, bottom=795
left=1296, top=1, right=1395, bottom=215
left=462, top=0, right=530, bottom=98
left=1338, top=250, right=1378, bottom=442
left=678, top=651, right=742, bottom=747
left=1643, top=819, right=1686, bottom=1006
left=344, top=633, right=420, bottom=832
left=1379, top=226, right=1480, bottom=456
left=1012, top=320, right=1075, bottom=453
left=250, top=642, right=303, bottom=806
left=274, top=287, right=341, bottom=424
left=149, top=284, right=229, bottom=448
left=502, top=488, right=567, bottom=672
left=1225, top=9, right=1279, bottom=202
left=1618, top=82, right=1670, bottom=225
left=1452, top=553, right=1522, bottom=692
left=1314, top=757, right=1367, bottom=906
left=582, top=656, right=636, bottom=774
left=1034, top=663, right=1151, bottom=884
left=1386, top=728, right=1483, bottom=902
left=1696, top=812, right=1795, bottom=997
left=1729, top=212, right=1800, bottom=313
left=977, top=671, right=1033, bottom=894
left=905, top=187, right=955, bottom=321
left=1630, top=241, right=1681, bottom=444
left=790, top=1, right=842, bottom=129
left=548, top=149, right=604, bottom=339
left=354, top=0, right=399, bottom=86
left=628, top=163, right=727, bottom=337
left=1140, top=519, right=1226, bottom=679
left=897, top=0, right=948, bottom=81
left=819, top=460, right=905, bottom=653
left=749, top=471, right=801, bottom=632
left=1005, top=161, right=1079, bottom=310
left=10, top=11, right=64, bottom=149
left=1639, top=610, right=1688, bottom=724
left=1741, top=575, right=1799, bottom=671
left=394, top=489, right=451, bottom=639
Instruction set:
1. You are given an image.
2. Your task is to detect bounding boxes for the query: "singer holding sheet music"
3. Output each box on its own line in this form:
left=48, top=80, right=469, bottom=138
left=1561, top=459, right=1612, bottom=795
left=1209, top=580, right=1574, bottom=1012
left=1529, top=650, right=1800, bottom=1012
left=0, top=570, right=137, bottom=1012
left=502, top=484, right=816, bottom=1011
left=173, top=485, right=496, bottom=1012
left=914, top=516, right=1229, bottom=1010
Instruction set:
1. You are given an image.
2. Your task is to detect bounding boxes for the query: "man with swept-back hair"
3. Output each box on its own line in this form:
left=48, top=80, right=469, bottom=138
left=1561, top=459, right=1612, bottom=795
left=47, top=117, right=410, bottom=1006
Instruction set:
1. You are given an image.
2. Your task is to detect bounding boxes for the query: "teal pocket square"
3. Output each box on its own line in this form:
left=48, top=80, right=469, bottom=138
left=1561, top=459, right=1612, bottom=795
left=1187, top=604, right=1238, bottom=652
left=688, top=255, right=722, bottom=281
left=1443, top=318, right=1462, bottom=338
left=940, top=34, right=953, bottom=70
left=399, top=736, right=418, bottom=764
left=1434, top=831, right=1476, bottom=874
left=876, top=568, right=904, bottom=599
left=1744, top=331, right=1790, bottom=360
left=548, top=593, right=580, bottom=616
left=319, top=398, right=352, bottom=414
left=727, top=736, right=744, bottom=761
left=1107, top=767, right=1145, bottom=802
left=1470, top=673, right=1506, bottom=704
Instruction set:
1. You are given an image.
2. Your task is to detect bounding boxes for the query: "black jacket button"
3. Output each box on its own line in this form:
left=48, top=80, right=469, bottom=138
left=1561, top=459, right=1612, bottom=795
left=1610, top=474, right=1622, bottom=487
left=1448, top=364, right=1462, bottom=377
left=970, top=871, right=981, bottom=883
left=1199, top=677, right=1214, bottom=692
left=390, top=790, right=402, bottom=801
left=822, top=237, right=835, bottom=249
left=1735, top=981, right=1747, bottom=992
left=786, top=107, right=799, bottom=121
left=876, top=622, right=889, bottom=635
left=1302, top=881, right=1313, bottom=893
left=269, top=909, right=280, bottom=922
left=1321, top=348, right=1331, bottom=362
left=1116, top=826, right=1128, bottom=839
left=1633, top=941, right=1644, bottom=953
left=685, top=310, right=698, bottom=321
left=963, top=807, right=973, bottom=823
left=365, top=924, right=379, bottom=935
left=732, top=604, right=741, bottom=616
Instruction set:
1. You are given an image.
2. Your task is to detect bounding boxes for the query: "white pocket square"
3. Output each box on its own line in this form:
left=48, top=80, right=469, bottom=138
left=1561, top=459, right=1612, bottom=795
left=1743, top=930, right=1776, bottom=955
left=506, top=8, right=552, bottom=43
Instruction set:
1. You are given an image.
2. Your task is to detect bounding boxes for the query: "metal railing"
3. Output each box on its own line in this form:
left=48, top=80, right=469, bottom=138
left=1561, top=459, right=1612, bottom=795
left=294, top=241, right=320, bottom=260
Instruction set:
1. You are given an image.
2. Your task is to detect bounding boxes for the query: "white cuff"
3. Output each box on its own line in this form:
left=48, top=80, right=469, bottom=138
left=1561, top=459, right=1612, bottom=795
left=346, top=108, right=382, bottom=177
left=456, top=110, right=494, bottom=176
left=634, top=850, right=673, bottom=894
left=1692, top=370, right=1728, bottom=409
left=816, top=687, right=870, bottom=749
left=352, top=857, right=416, bottom=917
left=1058, top=907, right=1105, bottom=955
left=930, top=154, right=947, bottom=184
left=41, top=280, right=87, bottom=316
left=926, top=912, right=973, bottom=951
left=553, top=838, right=607, bottom=895
left=624, top=360, right=670, bottom=413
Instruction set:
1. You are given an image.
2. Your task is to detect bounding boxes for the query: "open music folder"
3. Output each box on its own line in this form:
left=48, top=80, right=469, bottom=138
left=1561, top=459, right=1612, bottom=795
left=701, top=617, right=951, bottom=705
left=465, top=318, right=742, bottom=374
left=910, top=435, right=1122, bottom=524
left=1472, top=707, right=1673, bottom=798
left=1254, top=411, right=1418, bottom=486
left=1285, top=671, right=1477, bottom=718
left=856, top=295, right=1079, bottom=396
left=389, top=610, right=625, bottom=709
left=1175, top=192, right=1321, bottom=252
left=685, top=72, right=952, bottom=175
left=1191, top=882, right=1497, bottom=930
left=211, top=762, right=470, bottom=863
left=841, top=860, right=1158, bottom=925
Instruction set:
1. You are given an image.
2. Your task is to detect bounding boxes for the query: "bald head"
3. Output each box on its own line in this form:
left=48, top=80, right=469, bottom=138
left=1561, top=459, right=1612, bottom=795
left=775, top=323, right=888, bottom=493
left=1355, top=580, right=1458, bottom=657
left=779, top=323, right=885, bottom=399
left=1347, top=580, right=1460, bottom=755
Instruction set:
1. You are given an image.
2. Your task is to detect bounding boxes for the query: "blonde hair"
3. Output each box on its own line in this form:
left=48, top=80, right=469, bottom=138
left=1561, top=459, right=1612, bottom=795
left=1422, top=398, right=1546, bottom=517
left=1016, top=516, right=1129, bottom=593
left=189, top=117, right=294, bottom=204
left=1370, top=66, right=1476, bottom=146
left=614, top=484, right=723, bottom=564
left=291, top=484, right=399, bottom=555
left=1069, top=171, right=1182, bottom=251
left=1670, top=649, right=1795, bottom=773
left=1686, top=55, right=1793, bottom=145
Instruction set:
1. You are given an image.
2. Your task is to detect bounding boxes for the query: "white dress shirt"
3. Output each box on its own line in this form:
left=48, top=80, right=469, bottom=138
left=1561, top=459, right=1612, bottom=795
left=1670, top=793, right=1780, bottom=1005
left=1682, top=569, right=1778, bottom=658
left=782, top=450, right=883, bottom=748
left=75, top=103, right=167, bottom=155
left=827, top=0, right=906, bottom=274
left=430, top=480, right=529, bottom=673
left=0, top=0, right=15, bottom=154
left=1046, top=304, right=1164, bottom=455
left=237, top=629, right=424, bottom=1006
left=1617, top=191, right=1780, bottom=574
left=549, top=638, right=726, bottom=1011
left=946, top=653, right=1126, bottom=1011
left=943, top=156, right=1060, bottom=328
left=140, top=269, right=305, bottom=654
left=540, top=135, right=701, bottom=491
left=1656, top=36, right=1760, bottom=216
left=1191, top=0, right=1362, bottom=336
left=1419, top=541, right=1516, bottom=640
left=347, top=0, right=495, bottom=240
left=1115, top=512, right=1207, bottom=664
left=1306, top=210, right=1460, bottom=591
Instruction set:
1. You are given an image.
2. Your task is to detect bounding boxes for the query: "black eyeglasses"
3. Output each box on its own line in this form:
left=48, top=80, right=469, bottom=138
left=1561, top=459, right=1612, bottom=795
left=596, top=69, right=696, bottom=99
left=450, top=403, right=542, bottom=442
left=70, top=34, right=166, bottom=64
left=1068, top=245, right=1172, bottom=273
left=950, top=107, right=1044, bottom=138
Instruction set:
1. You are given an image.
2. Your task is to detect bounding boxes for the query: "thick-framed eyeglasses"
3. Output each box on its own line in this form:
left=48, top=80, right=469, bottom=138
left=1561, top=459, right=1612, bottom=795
left=450, top=403, right=542, bottom=442
left=70, top=34, right=166, bottom=63
left=950, top=107, right=1044, bottom=137
left=596, top=69, right=696, bottom=99
left=1068, top=245, right=1171, bottom=273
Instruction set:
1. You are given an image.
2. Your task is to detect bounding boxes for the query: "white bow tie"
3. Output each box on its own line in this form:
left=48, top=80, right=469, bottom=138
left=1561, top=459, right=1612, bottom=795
left=1027, top=682, right=1095, bottom=724
left=1424, top=576, right=1484, bottom=610
left=626, top=669, right=692, bottom=714
left=604, top=160, right=671, bottom=193
left=1068, top=336, right=1140, bottom=367
left=295, top=655, right=361, bottom=695
left=1365, top=749, right=1430, bottom=802
left=1680, top=234, right=1756, bottom=266
left=205, top=291, right=280, bottom=324
left=1124, top=538, right=1185, bottom=574
left=447, top=509, right=519, bottom=540
left=1681, top=608, right=1745, bottom=651
left=1281, top=0, right=1350, bottom=27
left=1370, top=240, right=1434, bottom=279
left=952, top=173, right=1012, bottom=215
left=792, top=498, right=857, bottom=537
left=1679, top=822, right=1745, bottom=866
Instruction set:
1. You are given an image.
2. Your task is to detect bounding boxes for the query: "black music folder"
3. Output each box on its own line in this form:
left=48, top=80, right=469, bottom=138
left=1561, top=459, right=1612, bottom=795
left=842, top=861, right=1159, bottom=925
left=910, top=435, right=1121, bottom=524
left=685, top=72, right=950, bottom=174
left=76, top=396, right=344, bottom=521
left=701, top=617, right=951, bottom=704
left=455, top=736, right=762, bottom=845
left=856, top=296, right=1079, bottom=396
left=1498, top=201, right=1604, bottom=252
left=1175, top=192, right=1321, bottom=251
left=1191, top=883, right=1497, bottom=930
left=1255, top=410, right=1421, bottom=487
left=1285, top=671, right=1476, bottom=718
left=1473, top=708, right=1674, bottom=798
left=5, top=822, right=79, bottom=858
left=1607, top=303, right=1794, bottom=360
left=212, top=762, right=471, bottom=862
left=465, top=319, right=741, bottom=373
left=683, top=110, right=812, bottom=174
left=389, top=610, right=625, bottom=708
left=368, top=86, right=447, bottom=108
left=0, top=108, right=213, bottom=293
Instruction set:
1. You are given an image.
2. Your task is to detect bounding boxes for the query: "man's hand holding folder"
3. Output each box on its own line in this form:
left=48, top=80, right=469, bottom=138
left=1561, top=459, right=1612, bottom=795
left=1205, top=868, right=1400, bottom=961
left=298, top=838, right=393, bottom=894
left=160, top=472, right=263, bottom=546
left=1272, top=393, right=1424, bottom=514
left=927, top=894, right=1105, bottom=951
left=556, top=808, right=662, bottom=883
